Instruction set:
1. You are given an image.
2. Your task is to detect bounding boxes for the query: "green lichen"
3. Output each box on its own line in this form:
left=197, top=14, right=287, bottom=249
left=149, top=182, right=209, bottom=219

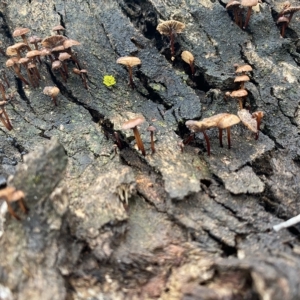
left=103, top=75, right=116, bottom=87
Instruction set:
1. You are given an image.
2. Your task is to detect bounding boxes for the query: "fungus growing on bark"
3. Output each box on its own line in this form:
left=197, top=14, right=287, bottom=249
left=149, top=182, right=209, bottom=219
left=6, top=57, right=29, bottom=85
left=147, top=126, right=156, bottom=154
left=234, top=74, right=250, bottom=89
left=117, top=56, right=141, bottom=89
left=6, top=42, right=30, bottom=59
left=252, top=111, right=264, bottom=139
left=277, top=16, right=290, bottom=38
left=52, top=60, right=67, bottom=82
left=41, top=35, right=68, bottom=50
left=228, top=89, right=248, bottom=109
left=26, top=49, right=42, bottom=66
left=52, top=25, right=66, bottom=35
left=43, top=86, right=60, bottom=106
left=28, top=35, right=42, bottom=50
left=235, top=64, right=252, bottom=74
left=226, top=0, right=243, bottom=28
left=156, top=20, right=185, bottom=60
left=241, top=0, right=258, bottom=29
left=0, top=186, right=26, bottom=220
left=0, top=107, right=12, bottom=131
left=59, top=52, right=71, bottom=78
left=18, top=57, right=36, bottom=87
left=73, top=68, right=88, bottom=89
left=122, top=116, right=146, bottom=156
left=181, top=50, right=195, bottom=76
left=12, top=27, right=30, bottom=45
left=217, top=114, right=240, bottom=149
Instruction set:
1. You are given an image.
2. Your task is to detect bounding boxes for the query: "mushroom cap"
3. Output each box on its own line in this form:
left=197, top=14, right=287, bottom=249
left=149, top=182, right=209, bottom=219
left=5, top=57, right=18, bottom=67
left=235, top=64, right=252, bottom=73
left=147, top=125, right=156, bottom=132
left=156, top=20, right=185, bottom=35
left=13, top=27, right=30, bottom=37
left=41, top=35, right=68, bottom=49
left=58, top=52, right=71, bottom=61
left=230, top=89, right=248, bottom=97
left=186, top=120, right=206, bottom=132
left=217, top=114, right=240, bottom=129
left=226, top=0, right=241, bottom=9
left=234, top=75, right=250, bottom=83
left=43, top=86, right=60, bottom=97
left=6, top=42, right=28, bottom=56
left=26, top=50, right=42, bottom=58
left=181, top=50, right=194, bottom=64
left=63, top=39, right=81, bottom=49
left=52, top=45, right=65, bottom=52
left=52, top=60, right=62, bottom=70
left=240, top=0, right=258, bottom=7
left=277, top=16, right=290, bottom=24
left=18, top=57, right=30, bottom=64
left=282, top=6, right=300, bottom=15
left=28, top=62, right=36, bottom=69
left=122, top=117, right=145, bottom=130
left=52, top=25, right=65, bottom=32
left=117, top=56, right=141, bottom=67
left=73, top=68, right=81, bottom=75
left=28, top=35, right=42, bottom=44
left=186, top=113, right=229, bottom=132
left=252, top=111, right=264, bottom=119
left=238, top=109, right=257, bottom=132
left=39, top=47, right=52, bottom=56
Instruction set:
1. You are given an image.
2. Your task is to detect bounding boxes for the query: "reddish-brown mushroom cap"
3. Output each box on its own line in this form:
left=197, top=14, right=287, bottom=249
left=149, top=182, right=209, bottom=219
left=235, top=64, right=253, bottom=73
left=234, top=75, right=250, bottom=83
left=63, top=39, right=81, bottom=49
left=230, top=89, right=248, bottom=97
left=156, top=20, right=186, bottom=35
left=13, top=27, right=30, bottom=38
left=41, top=35, right=68, bottom=49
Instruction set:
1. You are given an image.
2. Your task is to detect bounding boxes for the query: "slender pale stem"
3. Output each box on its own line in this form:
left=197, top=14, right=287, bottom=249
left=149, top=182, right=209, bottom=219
left=133, top=127, right=145, bottom=156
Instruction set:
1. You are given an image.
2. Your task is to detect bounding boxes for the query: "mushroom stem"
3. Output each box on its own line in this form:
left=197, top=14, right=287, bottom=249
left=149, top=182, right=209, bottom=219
left=128, top=66, right=134, bottom=89
left=273, top=214, right=300, bottom=231
left=254, top=115, right=262, bottom=140
left=219, top=128, right=223, bottom=147
left=114, top=131, right=122, bottom=149
left=52, top=95, right=58, bottom=106
left=227, top=127, right=231, bottom=149
left=189, top=60, right=195, bottom=77
left=150, top=131, right=155, bottom=154
left=2, top=108, right=13, bottom=130
left=132, top=126, right=146, bottom=156
left=281, top=23, right=287, bottom=38
left=243, top=7, right=253, bottom=29
left=13, top=65, right=29, bottom=85
left=183, top=133, right=195, bottom=145
left=238, top=98, right=244, bottom=109
left=0, top=110, right=12, bottom=130
left=203, top=131, right=211, bottom=156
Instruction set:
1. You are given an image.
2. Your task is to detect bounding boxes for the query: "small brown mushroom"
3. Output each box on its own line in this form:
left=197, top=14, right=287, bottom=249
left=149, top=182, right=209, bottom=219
left=122, top=117, right=146, bottom=156
left=217, top=114, right=240, bottom=149
left=41, top=35, right=68, bottom=49
left=226, top=0, right=243, bottom=28
left=252, top=111, right=264, bottom=139
left=6, top=42, right=30, bottom=59
left=5, top=57, right=29, bottom=85
left=235, top=64, right=253, bottom=74
left=52, top=60, right=67, bottom=82
left=230, top=89, right=248, bottom=109
left=117, top=56, right=141, bottom=89
left=28, top=35, right=42, bottom=50
left=0, top=186, right=26, bottom=220
left=156, top=20, right=185, bottom=60
left=59, top=52, right=71, bottom=78
left=52, top=25, right=66, bottom=35
left=43, top=86, right=60, bottom=106
left=18, top=57, right=36, bottom=87
left=234, top=74, right=250, bottom=89
left=26, top=49, right=42, bottom=68
left=12, top=27, right=30, bottom=45
left=277, top=16, right=290, bottom=38
left=181, top=50, right=195, bottom=76
left=0, top=108, right=12, bottom=131
left=241, top=0, right=258, bottom=29
left=147, top=126, right=156, bottom=154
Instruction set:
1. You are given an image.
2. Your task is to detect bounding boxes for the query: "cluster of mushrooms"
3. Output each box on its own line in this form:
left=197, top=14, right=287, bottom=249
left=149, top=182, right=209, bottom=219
left=185, top=64, right=264, bottom=156
left=277, top=1, right=300, bottom=37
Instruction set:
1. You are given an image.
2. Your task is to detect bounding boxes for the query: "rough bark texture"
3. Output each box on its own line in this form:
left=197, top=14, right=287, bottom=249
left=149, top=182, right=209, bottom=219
left=1, top=0, right=300, bottom=299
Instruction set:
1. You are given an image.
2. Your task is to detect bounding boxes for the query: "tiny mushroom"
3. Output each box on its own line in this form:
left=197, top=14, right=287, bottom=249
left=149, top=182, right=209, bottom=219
left=12, top=27, right=30, bottom=45
left=147, top=126, right=156, bottom=154
left=229, top=89, right=248, bottom=109
left=181, top=50, right=195, bottom=76
left=277, top=16, right=290, bottom=38
left=226, top=0, right=243, bottom=28
left=156, top=20, right=185, bottom=60
left=52, top=60, right=67, bottom=82
left=43, top=86, right=60, bottom=106
left=0, top=108, right=13, bottom=131
left=241, top=0, right=258, bottom=29
left=28, top=35, right=42, bottom=50
left=0, top=186, right=26, bottom=220
left=252, top=111, right=264, bottom=139
left=6, top=57, right=29, bottom=85
left=73, top=68, right=88, bottom=89
left=52, top=24, right=66, bottom=35
left=117, top=56, right=141, bottom=89
left=216, top=114, right=241, bottom=149
left=59, top=52, right=71, bottom=78
left=234, top=74, right=250, bottom=89
left=122, top=116, right=146, bottom=156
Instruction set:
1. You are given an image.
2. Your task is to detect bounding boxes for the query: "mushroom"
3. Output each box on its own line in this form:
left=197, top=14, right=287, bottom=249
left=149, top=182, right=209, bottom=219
left=147, top=126, right=156, bottom=154
left=117, top=56, right=141, bottom=89
left=181, top=50, right=195, bottom=76
left=41, top=35, right=68, bottom=50
left=26, top=49, right=42, bottom=69
left=185, top=113, right=228, bottom=156
left=229, top=89, right=248, bottom=109
left=6, top=42, right=30, bottom=59
left=252, top=111, right=264, bottom=139
left=28, top=63, right=41, bottom=86
left=73, top=68, right=88, bottom=89
left=18, top=57, right=36, bottom=87
left=52, top=25, right=66, bottom=35
left=235, top=64, right=252, bottom=74
left=226, top=0, right=243, bottom=28
left=0, top=186, right=26, bottom=220
left=28, top=35, right=42, bottom=50
left=12, top=27, right=30, bottom=45
left=122, top=116, right=146, bottom=156
left=58, top=52, right=71, bottom=78
left=5, top=57, right=29, bottom=85
left=0, top=108, right=12, bottom=131
left=217, top=114, right=240, bottom=149
left=52, top=60, right=67, bottom=82
left=63, top=39, right=81, bottom=68
left=43, top=86, right=60, bottom=106
left=241, top=0, right=258, bottom=29
left=234, top=74, right=250, bottom=89
left=277, top=16, right=290, bottom=38
left=156, top=20, right=185, bottom=60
